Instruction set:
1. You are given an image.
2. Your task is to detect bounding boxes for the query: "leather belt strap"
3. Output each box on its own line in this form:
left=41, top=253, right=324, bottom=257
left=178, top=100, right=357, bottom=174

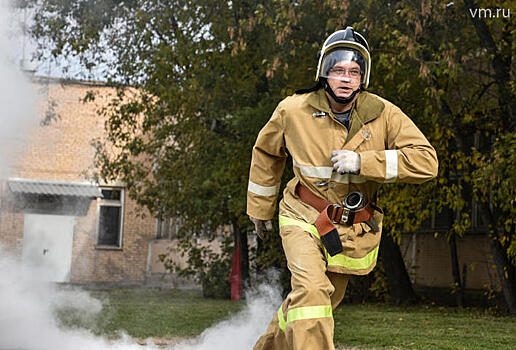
left=295, top=183, right=381, bottom=257
left=296, top=183, right=376, bottom=225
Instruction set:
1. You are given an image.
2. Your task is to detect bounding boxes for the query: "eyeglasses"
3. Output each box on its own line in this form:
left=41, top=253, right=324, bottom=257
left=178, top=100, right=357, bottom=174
left=328, top=68, right=361, bottom=78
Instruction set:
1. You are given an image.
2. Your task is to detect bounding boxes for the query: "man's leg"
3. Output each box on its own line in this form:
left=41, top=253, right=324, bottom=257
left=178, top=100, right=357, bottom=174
left=254, top=224, right=344, bottom=350
left=327, top=272, right=350, bottom=309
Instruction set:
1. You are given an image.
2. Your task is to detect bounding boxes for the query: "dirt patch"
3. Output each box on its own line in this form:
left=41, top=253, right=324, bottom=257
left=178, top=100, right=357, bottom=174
left=133, top=337, right=190, bottom=348
left=134, top=337, right=364, bottom=349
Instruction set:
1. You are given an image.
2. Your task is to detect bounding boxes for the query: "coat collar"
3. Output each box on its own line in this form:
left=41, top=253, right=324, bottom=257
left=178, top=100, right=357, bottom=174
left=307, top=89, right=384, bottom=122
left=306, top=88, right=385, bottom=145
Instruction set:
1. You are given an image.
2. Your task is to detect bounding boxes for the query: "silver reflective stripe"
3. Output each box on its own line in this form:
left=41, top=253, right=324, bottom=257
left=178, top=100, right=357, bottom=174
left=331, top=172, right=367, bottom=184
left=385, top=150, right=398, bottom=183
left=248, top=181, right=280, bottom=196
left=293, top=158, right=368, bottom=183
left=292, top=158, right=333, bottom=178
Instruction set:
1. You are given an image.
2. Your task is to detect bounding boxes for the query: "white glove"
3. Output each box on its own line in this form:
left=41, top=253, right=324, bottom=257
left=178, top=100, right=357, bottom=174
left=249, top=216, right=273, bottom=240
left=331, top=150, right=361, bottom=174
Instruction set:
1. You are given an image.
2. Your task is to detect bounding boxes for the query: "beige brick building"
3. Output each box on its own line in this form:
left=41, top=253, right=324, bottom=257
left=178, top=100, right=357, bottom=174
left=0, top=77, right=159, bottom=284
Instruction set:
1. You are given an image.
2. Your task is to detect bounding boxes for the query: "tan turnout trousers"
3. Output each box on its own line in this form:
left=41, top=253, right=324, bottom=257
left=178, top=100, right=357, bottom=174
left=253, top=223, right=350, bottom=350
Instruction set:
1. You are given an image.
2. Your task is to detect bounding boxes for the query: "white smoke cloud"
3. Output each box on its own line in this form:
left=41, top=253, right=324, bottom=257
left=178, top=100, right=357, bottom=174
left=0, top=0, right=37, bottom=178
left=0, top=243, right=281, bottom=350
left=0, top=245, right=161, bottom=350
left=174, top=284, right=282, bottom=350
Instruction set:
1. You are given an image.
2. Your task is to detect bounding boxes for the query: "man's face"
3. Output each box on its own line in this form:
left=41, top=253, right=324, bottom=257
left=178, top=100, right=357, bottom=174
left=326, top=60, right=361, bottom=99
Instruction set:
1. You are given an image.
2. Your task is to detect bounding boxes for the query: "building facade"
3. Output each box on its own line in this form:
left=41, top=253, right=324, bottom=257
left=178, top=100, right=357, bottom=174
left=0, top=77, right=158, bottom=284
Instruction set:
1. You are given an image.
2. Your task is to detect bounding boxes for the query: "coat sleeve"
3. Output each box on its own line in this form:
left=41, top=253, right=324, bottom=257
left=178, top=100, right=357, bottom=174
left=246, top=104, right=288, bottom=220
left=358, top=104, right=438, bottom=184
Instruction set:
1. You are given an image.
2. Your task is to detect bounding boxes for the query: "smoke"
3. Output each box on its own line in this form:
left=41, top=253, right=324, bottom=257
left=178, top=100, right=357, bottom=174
left=0, top=245, right=161, bottom=350
left=174, top=283, right=282, bottom=350
left=0, top=243, right=281, bottom=350
left=0, top=1, right=37, bottom=178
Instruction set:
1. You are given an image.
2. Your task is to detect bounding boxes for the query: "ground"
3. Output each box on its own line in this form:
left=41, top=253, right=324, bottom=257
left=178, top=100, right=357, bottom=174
left=58, top=286, right=515, bottom=350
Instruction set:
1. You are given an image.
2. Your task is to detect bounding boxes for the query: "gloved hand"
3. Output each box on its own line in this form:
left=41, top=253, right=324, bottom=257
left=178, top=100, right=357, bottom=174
left=249, top=216, right=273, bottom=240
left=331, top=150, right=361, bottom=174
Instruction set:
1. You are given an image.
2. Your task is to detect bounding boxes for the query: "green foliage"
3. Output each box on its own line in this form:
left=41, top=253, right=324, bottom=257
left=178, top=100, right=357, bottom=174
left=159, top=235, right=234, bottom=299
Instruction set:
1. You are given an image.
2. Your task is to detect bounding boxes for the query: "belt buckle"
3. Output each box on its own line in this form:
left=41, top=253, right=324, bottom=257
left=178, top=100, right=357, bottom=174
left=340, top=207, right=350, bottom=224
left=331, top=204, right=350, bottom=225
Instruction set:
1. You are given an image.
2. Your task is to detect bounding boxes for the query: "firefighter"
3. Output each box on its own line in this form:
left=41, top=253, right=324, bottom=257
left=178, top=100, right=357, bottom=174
left=247, top=27, right=438, bottom=350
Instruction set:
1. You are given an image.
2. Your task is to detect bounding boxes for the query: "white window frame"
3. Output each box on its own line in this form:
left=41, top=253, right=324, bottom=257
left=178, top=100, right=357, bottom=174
left=96, top=187, right=125, bottom=250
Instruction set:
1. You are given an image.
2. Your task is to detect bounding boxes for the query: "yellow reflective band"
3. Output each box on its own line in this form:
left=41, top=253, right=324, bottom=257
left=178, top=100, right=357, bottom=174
left=328, top=244, right=379, bottom=270
left=277, top=307, right=286, bottom=332
left=279, top=215, right=319, bottom=237
left=278, top=215, right=379, bottom=271
left=286, top=305, right=332, bottom=324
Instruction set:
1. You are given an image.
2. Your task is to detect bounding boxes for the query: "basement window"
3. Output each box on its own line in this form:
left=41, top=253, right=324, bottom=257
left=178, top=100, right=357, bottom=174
left=96, top=188, right=124, bottom=249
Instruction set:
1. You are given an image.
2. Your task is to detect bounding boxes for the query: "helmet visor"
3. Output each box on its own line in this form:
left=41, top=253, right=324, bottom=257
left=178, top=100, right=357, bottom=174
left=320, top=49, right=365, bottom=84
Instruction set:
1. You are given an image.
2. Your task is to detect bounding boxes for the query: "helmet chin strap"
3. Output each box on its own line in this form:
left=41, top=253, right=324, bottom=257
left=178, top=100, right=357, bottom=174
left=323, top=79, right=360, bottom=105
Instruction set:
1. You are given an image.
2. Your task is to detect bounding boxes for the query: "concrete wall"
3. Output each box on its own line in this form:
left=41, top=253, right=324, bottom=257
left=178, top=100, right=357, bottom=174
left=401, top=232, right=501, bottom=290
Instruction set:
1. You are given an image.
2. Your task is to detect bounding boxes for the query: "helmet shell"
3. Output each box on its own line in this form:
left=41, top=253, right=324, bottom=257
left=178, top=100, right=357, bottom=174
left=316, top=27, right=371, bottom=88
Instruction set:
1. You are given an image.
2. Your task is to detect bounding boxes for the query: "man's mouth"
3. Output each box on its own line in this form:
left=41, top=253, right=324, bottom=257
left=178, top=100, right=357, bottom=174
left=338, top=87, right=353, bottom=93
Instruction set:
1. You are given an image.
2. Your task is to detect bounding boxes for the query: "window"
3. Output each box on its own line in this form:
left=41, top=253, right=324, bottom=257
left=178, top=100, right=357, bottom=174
left=97, top=188, right=124, bottom=248
left=156, top=216, right=180, bottom=239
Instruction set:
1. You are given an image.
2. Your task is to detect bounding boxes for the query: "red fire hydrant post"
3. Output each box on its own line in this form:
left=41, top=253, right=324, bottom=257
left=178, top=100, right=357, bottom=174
left=229, top=242, right=242, bottom=301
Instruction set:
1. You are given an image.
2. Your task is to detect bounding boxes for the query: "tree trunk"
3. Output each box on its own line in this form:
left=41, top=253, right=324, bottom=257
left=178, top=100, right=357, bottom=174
left=379, top=230, right=419, bottom=305
left=487, top=233, right=516, bottom=313
left=449, top=234, right=464, bottom=307
left=239, top=224, right=250, bottom=289
left=476, top=203, right=516, bottom=314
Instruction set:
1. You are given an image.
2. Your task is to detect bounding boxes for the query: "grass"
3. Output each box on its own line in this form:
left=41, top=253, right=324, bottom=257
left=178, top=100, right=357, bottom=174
left=57, top=287, right=244, bottom=339
left=334, top=303, right=515, bottom=350
left=56, top=286, right=515, bottom=349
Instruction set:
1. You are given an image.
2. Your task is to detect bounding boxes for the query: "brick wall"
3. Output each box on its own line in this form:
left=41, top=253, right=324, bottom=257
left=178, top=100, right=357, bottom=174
left=0, top=78, right=156, bottom=284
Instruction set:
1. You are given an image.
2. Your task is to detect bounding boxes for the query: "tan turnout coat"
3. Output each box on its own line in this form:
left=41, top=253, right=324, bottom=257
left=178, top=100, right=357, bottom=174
left=247, top=89, right=438, bottom=275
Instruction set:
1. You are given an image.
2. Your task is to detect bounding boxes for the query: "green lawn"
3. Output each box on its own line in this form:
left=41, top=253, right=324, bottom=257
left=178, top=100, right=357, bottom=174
left=57, top=287, right=244, bottom=339
left=57, top=287, right=515, bottom=349
left=334, top=303, right=515, bottom=350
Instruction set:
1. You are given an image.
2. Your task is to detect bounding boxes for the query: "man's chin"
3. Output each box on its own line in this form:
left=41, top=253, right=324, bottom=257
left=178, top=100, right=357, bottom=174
left=336, top=92, right=353, bottom=99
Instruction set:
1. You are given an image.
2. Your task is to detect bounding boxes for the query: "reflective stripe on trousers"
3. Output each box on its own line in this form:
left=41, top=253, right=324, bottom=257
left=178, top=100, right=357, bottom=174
left=278, top=215, right=379, bottom=271
left=277, top=304, right=332, bottom=332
